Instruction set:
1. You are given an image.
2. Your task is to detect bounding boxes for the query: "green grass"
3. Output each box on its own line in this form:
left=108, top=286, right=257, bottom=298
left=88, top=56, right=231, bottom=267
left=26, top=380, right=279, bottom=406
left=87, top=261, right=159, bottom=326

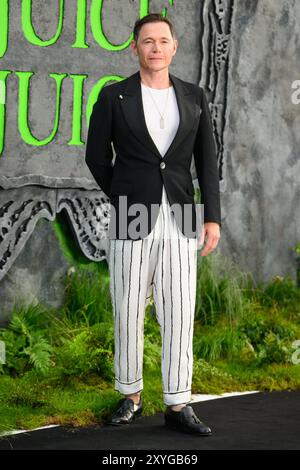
left=0, top=248, right=300, bottom=435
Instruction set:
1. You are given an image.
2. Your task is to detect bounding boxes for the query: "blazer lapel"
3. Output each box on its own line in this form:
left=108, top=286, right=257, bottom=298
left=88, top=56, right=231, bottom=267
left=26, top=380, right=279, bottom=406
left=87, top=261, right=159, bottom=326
left=119, top=70, right=198, bottom=160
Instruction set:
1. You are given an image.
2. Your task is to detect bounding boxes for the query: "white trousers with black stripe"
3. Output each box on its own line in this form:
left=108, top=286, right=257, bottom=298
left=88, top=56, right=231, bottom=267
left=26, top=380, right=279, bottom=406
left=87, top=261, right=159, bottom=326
left=107, top=187, right=198, bottom=406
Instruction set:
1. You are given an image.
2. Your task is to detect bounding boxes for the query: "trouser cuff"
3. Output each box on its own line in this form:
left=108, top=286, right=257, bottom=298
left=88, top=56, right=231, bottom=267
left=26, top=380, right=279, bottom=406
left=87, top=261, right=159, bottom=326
left=163, top=389, right=192, bottom=406
left=114, top=377, right=143, bottom=395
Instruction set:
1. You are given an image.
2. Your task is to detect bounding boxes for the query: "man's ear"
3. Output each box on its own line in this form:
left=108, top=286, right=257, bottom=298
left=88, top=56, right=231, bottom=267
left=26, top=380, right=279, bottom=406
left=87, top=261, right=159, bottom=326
left=130, top=40, right=137, bottom=54
left=173, top=39, right=178, bottom=56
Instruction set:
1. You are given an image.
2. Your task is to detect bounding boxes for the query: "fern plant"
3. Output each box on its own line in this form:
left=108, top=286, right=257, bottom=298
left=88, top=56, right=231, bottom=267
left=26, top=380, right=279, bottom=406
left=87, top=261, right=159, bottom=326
left=0, top=304, right=54, bottom=376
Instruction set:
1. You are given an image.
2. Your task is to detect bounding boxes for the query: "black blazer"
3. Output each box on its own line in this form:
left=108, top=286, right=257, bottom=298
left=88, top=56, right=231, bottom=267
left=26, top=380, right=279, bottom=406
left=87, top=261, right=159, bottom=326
left=85, top=70, right=221, bottom=240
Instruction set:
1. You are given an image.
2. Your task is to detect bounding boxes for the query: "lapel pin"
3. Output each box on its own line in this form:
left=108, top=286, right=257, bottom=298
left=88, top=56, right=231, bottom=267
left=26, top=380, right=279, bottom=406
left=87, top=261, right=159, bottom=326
left=119, top=94, right=123, bottom=99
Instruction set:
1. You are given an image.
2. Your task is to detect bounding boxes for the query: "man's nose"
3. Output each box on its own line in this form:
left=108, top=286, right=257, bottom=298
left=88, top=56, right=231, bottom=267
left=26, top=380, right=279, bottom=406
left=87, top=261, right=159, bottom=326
left=152, top=43, right=162, bottom=52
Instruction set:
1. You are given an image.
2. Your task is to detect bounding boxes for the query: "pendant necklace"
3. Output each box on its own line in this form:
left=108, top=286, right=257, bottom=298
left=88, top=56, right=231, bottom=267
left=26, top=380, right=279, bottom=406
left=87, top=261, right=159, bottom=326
left=142, top=82, right=170, bottom=129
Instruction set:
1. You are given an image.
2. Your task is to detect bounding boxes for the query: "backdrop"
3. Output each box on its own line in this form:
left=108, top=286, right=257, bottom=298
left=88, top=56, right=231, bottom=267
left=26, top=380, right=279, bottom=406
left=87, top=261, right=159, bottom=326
left=0, top=0, right=299, bottom=323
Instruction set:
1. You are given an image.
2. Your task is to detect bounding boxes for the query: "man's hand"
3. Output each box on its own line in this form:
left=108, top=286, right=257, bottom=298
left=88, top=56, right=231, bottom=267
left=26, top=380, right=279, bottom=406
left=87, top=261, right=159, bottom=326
left=198, top=222, right=220, bottom=256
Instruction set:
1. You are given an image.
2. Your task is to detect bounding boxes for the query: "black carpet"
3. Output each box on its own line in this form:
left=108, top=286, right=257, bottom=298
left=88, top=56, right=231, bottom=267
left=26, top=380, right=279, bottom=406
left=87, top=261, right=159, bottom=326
left=0, top=391, right=299, bottom=450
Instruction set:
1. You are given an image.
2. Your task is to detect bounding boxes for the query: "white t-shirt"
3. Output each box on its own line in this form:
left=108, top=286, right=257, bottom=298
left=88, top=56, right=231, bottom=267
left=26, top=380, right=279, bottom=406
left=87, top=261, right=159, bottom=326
left=141, top=83, right=180, bottom=204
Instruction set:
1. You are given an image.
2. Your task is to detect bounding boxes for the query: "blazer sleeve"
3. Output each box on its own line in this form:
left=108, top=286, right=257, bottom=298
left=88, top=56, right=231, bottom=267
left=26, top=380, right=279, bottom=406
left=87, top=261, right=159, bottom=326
left=85, top=86, right=114, bottom=198
left=193, top=86, right=221, bottom=228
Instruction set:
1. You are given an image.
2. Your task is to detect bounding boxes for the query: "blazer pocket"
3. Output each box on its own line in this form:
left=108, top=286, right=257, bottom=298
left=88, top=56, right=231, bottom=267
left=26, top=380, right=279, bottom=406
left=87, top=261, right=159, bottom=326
left=192, top=105, right=202, bottom=131
left=195, top=104, right=202, bottom=118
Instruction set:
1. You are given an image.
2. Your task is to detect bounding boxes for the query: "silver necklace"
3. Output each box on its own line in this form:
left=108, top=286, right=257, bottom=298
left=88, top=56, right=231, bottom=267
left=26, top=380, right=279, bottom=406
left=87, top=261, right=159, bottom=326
left=142, top=82, right=170, bottom=129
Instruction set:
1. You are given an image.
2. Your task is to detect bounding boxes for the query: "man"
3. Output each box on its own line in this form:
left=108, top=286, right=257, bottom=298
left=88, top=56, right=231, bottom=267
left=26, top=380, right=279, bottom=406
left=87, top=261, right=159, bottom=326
left=85, top=13, right=221, bottom=435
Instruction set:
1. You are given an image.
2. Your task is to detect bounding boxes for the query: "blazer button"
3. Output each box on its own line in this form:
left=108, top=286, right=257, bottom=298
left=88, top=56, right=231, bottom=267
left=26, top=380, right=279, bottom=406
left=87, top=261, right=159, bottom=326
left=160, top=162, right=166, bottom=169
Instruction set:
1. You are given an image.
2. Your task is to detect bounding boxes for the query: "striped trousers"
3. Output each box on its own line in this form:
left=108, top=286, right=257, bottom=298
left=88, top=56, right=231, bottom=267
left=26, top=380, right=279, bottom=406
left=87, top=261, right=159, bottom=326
left=107, top=187, right=198, bottom=406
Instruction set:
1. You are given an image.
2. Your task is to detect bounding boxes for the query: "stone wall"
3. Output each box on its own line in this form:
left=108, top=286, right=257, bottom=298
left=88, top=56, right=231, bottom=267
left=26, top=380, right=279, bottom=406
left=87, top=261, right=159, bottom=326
left=0, top=0, right=299, bottom=323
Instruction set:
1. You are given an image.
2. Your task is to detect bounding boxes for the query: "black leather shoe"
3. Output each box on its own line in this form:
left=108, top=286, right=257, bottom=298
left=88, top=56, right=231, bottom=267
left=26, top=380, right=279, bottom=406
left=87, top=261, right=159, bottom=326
left=108, top=397, right=143, bottom=425
left=164, top=405, right=212, bottom=435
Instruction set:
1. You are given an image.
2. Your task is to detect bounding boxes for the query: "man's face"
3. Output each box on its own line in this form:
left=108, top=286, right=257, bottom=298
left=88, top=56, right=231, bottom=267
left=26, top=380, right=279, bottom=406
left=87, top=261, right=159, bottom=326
left=131, top=21, right=178, bottom=72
